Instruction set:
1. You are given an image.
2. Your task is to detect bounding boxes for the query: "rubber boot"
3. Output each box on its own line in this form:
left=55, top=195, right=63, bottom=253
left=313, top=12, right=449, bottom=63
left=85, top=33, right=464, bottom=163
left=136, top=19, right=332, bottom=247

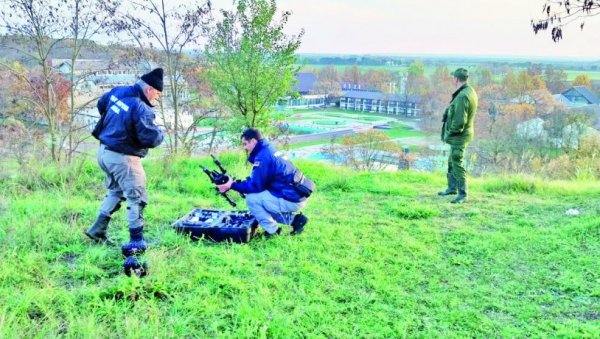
left=84, top=214, right=114, bottom=245
left=121, top=227, right=147, bottom=257
left=438, top=173, right=458, bottom=196
left=451, top=179, right=468, bottom=204
left=123, top=256, right=148, bottom=277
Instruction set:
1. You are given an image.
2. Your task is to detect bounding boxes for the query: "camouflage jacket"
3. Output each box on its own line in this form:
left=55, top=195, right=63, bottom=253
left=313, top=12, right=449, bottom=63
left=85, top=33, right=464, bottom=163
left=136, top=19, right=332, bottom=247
left=441, top=83, right=478, bottom=146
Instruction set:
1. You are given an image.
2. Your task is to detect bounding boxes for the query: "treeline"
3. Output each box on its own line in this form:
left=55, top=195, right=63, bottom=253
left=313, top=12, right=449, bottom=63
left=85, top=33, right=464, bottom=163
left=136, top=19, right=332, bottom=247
left=301, top=55, right=403, bottom=66
left=0, top=35, right=119, bottom=66
left=300, top=54, right=600, bottom=72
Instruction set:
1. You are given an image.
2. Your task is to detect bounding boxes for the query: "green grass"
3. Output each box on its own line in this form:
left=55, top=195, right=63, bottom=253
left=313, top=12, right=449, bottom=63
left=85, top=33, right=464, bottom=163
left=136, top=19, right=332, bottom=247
left=283, top=139, right=333, bottom=150
left=0, top=157, right=599, bottom=337
left=312, top=119, right=348, bottom=126
left=383, top=122, right=425, bottom=138
left=564, top=70, right=600, bottom=81
left=319, top=113, right=383, bottom=122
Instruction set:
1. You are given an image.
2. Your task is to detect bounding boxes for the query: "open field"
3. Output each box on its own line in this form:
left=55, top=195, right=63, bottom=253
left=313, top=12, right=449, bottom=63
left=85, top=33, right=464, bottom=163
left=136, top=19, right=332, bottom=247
left=283, top=109, right=427, bottom=149
left=0, top=157, right=598, bottom=337
left=300, top=64, right=600, bottom=81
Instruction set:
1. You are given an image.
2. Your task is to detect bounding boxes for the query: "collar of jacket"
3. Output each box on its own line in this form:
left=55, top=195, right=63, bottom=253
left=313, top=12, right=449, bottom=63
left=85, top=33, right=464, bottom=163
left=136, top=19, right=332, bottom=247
left=451, top=83, right=469, bottom=101
left=134, top=83, right=155, bottom=107
left=248, top=138, right=268, bottom=163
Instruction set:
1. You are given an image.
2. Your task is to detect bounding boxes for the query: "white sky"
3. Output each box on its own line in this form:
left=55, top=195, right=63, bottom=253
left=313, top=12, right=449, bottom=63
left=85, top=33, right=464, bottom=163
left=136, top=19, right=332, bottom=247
left=211, top=0, right=600, bottom=58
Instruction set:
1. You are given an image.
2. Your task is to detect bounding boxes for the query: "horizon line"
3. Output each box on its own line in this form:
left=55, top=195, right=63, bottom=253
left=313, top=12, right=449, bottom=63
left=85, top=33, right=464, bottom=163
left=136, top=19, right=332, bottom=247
left=296, top=52, right=600, bottom=62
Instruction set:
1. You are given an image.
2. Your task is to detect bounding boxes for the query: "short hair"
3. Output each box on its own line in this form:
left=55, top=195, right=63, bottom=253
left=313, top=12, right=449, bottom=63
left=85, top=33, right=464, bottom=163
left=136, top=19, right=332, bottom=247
left=452, top=68, right=469, bottom=82
left=241, top=128, right=262, bottom=141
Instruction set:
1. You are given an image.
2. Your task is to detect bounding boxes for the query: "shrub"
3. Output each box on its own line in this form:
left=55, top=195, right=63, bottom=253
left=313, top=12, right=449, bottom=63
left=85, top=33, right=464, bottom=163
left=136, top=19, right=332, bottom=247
left=543, top=155, right=574, bottom=180
left=322, top=177, right=352, bottom=192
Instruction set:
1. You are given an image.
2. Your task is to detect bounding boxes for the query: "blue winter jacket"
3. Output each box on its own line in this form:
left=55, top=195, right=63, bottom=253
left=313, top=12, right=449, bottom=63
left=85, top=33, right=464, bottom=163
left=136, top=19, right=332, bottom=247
left=231, top=139, right=305, bottom=203
left=96, top=84, right=164, bottom=157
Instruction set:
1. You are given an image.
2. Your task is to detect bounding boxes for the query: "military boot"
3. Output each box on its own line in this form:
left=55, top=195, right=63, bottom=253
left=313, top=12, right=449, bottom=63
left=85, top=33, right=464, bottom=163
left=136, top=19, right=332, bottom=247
left=438, top=173, right=458, bottom=196
left=123, top=256, right=148, bottom=277
left=121, top=227, right=147, bottom=257
left=451, top=179, right=468, bottom=204
left=84, top=214, right=114, bottom=245
left=290, top=213, right=308, bottom=235
left=264, top=227, right=282, bottom=239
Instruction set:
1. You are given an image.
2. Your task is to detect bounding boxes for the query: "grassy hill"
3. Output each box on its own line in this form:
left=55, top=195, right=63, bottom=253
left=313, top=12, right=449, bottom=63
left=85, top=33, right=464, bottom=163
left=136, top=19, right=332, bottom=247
left=0, top=155, right=598, bottom=337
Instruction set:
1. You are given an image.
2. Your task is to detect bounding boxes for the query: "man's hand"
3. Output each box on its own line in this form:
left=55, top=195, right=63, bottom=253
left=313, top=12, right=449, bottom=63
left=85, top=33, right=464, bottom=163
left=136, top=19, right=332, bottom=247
left=216, top=176, right=233, bottom=193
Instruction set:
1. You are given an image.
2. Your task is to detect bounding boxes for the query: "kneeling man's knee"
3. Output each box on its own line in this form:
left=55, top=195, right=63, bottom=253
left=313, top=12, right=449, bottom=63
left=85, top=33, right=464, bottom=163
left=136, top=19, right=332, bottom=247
left=245, top=193, right=261, bottom=206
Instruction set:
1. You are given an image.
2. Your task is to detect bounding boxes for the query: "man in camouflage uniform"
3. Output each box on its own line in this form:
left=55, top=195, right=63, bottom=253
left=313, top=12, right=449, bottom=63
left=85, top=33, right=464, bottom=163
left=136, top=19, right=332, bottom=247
left=439, top=68, right=478, bottom=203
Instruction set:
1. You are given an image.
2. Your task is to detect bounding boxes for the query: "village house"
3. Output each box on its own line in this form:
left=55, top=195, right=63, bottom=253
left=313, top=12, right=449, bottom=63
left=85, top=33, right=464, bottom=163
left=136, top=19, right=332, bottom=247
left=51, top=58, right=189, bottom=99
left=553, top=86, right=600, bottom=108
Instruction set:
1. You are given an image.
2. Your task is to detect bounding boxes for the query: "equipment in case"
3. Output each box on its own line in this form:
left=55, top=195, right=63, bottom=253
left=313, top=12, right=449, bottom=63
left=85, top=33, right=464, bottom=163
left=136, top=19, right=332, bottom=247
left=172, top=208, right=258, bottom=243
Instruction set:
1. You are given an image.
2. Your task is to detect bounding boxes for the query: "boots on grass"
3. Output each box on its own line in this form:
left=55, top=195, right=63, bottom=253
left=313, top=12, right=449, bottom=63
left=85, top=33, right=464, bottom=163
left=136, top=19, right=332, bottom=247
left=438, top=173, right=458, bottom=196
left=84, top=214, right=114, bottom=245
left=121, top=227, right=147, bottom=257
left=451, top=179, right=468, bottom=204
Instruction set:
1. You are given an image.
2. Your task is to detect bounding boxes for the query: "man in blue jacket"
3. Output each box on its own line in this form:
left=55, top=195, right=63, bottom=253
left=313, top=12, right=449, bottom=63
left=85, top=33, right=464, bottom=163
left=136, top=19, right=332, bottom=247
left=85, top=68, right=164, bottom=252
left=216, top=128, right=311, bottom=237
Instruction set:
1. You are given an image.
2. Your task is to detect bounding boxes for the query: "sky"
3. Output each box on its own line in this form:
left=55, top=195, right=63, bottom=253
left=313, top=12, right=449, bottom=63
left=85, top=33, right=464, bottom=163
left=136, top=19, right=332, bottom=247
left=210, top=0, right=600, bottom=59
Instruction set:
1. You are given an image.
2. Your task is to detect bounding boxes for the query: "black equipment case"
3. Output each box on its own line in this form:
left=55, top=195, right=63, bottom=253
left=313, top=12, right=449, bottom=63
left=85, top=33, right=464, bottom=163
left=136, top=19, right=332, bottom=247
left=172, top=209, right=258, bottom=243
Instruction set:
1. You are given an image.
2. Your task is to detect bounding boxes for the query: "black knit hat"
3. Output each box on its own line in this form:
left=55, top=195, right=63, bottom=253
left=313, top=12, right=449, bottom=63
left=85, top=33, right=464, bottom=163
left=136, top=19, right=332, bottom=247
left=141, top=68, right=164, bottom=92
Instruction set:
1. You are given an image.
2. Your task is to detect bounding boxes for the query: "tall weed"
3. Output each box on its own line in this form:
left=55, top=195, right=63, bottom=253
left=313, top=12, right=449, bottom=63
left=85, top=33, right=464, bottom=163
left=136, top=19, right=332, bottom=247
left=483, top=176, right=538, bottom=194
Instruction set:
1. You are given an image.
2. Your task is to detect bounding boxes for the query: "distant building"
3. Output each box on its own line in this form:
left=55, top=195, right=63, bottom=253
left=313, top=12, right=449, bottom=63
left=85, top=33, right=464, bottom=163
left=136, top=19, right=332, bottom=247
left=51, top=58, right=155, bottom=76
left=51, top=58, right=189, bottom=99
left=51, top=59, right=114, bottom=76
left=339, top=89, right=420, bottom=116
left=279, top=72, right=327, bottom=108
left=552, top=93, right=571, bottom=107
left=558, top=86, right=600, bottom=107
left=509, top=94, right=536, bottom=105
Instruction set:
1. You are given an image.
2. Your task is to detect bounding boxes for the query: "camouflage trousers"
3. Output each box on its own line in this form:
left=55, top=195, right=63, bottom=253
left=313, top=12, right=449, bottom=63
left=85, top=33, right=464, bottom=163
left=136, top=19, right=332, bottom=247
left=447, top=144, right=467, bottom=182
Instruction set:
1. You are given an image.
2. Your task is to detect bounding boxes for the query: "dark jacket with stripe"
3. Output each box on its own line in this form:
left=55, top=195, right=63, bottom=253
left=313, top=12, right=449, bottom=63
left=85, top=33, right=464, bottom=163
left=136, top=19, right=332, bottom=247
left=231, top=139, right=305, bottom=203
left=96, top=84, right=163, bottom=157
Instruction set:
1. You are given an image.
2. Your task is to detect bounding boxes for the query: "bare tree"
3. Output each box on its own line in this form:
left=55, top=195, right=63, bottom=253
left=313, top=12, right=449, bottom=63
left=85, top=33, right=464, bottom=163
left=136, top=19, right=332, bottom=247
left=62, top=0, right=118, bottom=163
left=422, top=65, right=454, bottom=132
left=532, top=0, right=600, bottom=42
left=0, top=0, right=75, bottom=162
left=321, top=130, right=401, bottom=171
left=342, top=65, right=361, bottom=87
left=544, top=66, right=568, bottom=93
left=313, top=65, right=341, bottom=102
left=109, top=0, right=211, bottom=154
left=363, top=69, right=394, bottom=93
left=0, top=0, right=117, bottom=163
